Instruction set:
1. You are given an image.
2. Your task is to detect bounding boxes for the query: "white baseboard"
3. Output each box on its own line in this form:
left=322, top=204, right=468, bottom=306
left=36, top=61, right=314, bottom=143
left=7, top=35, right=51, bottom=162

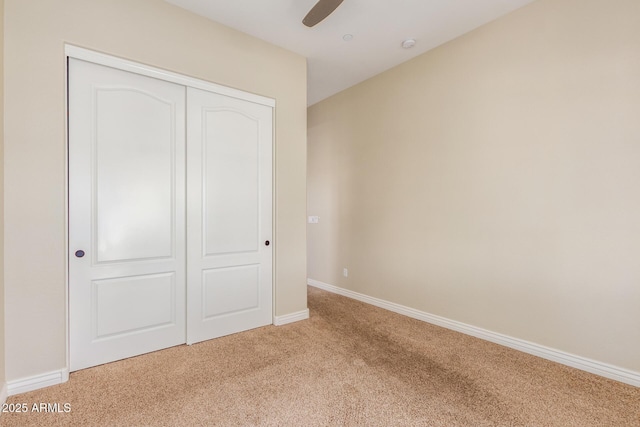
left=7, top=369, right=69, bottom=396
left=0, top=382, right=7, bottom=406
left=308, top=279, right=640, bottom=388
left=274, top=309, right=310, bottom=326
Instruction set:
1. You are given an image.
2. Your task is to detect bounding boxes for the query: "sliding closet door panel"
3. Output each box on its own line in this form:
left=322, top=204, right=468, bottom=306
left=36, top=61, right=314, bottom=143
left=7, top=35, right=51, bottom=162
left=69, top=58, right=186, bottom=371
left=187, top=87, right=273, bottom=344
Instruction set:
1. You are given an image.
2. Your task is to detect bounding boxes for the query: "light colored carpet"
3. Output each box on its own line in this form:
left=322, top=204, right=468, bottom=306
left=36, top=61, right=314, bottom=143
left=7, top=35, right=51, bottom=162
left=2, top=286, right=639, bottom=426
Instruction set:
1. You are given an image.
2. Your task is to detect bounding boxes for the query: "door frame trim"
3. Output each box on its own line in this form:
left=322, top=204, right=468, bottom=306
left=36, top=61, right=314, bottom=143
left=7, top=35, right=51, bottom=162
left=65, top=45, right=275, bottom=108
left=65, top=44, right=276, bottom=373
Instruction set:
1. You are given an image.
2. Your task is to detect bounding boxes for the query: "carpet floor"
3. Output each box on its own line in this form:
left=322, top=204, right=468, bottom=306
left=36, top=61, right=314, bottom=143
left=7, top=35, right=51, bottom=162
left=2, top=286, right=639, bottom=426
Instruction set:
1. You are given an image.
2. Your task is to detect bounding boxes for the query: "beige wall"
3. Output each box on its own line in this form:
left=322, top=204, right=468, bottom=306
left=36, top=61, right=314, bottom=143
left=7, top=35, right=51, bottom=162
left=0, top=0, right=5, bottom=392
left=308, top=0, right=640, bottom=373
left=4, top=0, right=307, bottom=381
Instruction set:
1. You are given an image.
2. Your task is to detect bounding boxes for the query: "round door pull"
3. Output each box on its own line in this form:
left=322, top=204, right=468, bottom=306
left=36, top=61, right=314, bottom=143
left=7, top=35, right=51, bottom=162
left=265, top=240, right=270, bottom=246
left=75, top=250, right=85, bottom=258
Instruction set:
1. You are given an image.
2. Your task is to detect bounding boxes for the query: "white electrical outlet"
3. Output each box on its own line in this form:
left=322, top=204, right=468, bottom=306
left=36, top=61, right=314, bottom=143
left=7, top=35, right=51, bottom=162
left=343, top=268, right=348, bottom=278
left=308, top=216, right=319, bottom=224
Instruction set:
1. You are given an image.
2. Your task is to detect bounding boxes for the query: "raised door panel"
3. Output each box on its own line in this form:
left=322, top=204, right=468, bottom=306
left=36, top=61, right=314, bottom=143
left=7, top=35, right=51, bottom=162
left=93, top=273, right=176, bottom=339
left=203, top=109, right=260, bottom=256
left=202, top=265, right=260, bottom=318
left=94, top=89, right=176, bottom=263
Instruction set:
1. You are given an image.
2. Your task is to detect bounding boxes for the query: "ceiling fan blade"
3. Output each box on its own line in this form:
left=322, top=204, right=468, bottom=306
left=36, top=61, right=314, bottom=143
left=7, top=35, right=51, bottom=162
left=303, top=0, right=344, bottom=27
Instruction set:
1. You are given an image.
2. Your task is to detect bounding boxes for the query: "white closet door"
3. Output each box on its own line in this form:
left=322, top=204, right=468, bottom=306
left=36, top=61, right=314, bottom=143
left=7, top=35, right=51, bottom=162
left=69, top=59, right=186, bottom=371
left=186, top=87, right=273, bottom=344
